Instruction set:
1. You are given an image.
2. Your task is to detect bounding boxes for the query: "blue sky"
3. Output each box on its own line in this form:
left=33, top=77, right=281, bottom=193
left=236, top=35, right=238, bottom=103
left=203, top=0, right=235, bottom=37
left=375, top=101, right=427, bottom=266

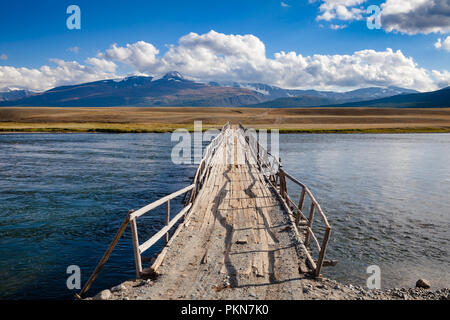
left=0, top=0, right=449, bottom=92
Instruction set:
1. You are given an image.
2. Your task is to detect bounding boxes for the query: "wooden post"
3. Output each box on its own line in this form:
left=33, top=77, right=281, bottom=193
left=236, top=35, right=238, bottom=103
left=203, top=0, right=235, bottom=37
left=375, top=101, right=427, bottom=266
left=304, top=203, right=315, bottom=247
left=278, top=167, right=288, bottom=199
left=76, top=211, right=130, bottom=299
left=298, top=187, right=306, bottom=212
left=130, top=214, right=143, bottom=278
left=315, top=227, right=331, bottom=278
left=165, top=200, right=170, bottom=244
left=257, top=139, right=260, bottom=169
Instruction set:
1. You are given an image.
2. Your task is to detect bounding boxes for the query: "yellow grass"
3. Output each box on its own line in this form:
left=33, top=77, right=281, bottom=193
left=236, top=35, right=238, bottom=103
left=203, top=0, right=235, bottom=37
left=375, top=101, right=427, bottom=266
left=1, top=107, right=450, bottom=133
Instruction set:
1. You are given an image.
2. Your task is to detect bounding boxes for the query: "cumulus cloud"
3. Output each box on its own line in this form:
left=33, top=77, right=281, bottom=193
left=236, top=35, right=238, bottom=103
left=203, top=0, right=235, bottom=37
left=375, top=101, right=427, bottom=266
left=434, top=36, right=450, bottom=51
left=431, top=70, right=450, bottom=88
left=310, top=0, right=450, bottom=35
left=311, top=0, right=367, bottom=21
left=0, top=58, right=118, bottom=91
left=270, top=48, right=437, bottom=91
left=281, top=2, right=290, bottom=7
left=85, top=57, right=117, bottom=73
left=0, top=54, right=7, bottom=61
left=99, top=41, right=159, bottom=70
left=381, top=0, right=450, bottom=34
left=95, top=31, right=440, bottom=91
left=0, top=30, right=449, bottom=92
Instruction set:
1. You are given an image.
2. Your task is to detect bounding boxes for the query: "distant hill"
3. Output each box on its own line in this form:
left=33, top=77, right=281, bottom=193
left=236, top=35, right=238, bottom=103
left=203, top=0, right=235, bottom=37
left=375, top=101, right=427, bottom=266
left=0, top=88, right=35, bottom=102
left=246, top=86, right=419, bottom=108
left=0, top=71, right=432, bottom=108
left=247, top=95, right=336, bottom=108
left=214, top=82, right=417, bottom=101
left=322, top=86, right=450, bottom=108
left=0, top=72, right=266, bottom=107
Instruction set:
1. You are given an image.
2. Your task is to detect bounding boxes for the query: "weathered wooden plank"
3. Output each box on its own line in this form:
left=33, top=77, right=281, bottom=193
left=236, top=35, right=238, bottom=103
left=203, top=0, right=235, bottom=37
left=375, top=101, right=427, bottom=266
left=130, top=184, right=194, bottom=220
left=315, top=227, right=332, bottom=277
left=130, top=217, right=143, bottom=277
left=165, top=200, right=170, bottom=244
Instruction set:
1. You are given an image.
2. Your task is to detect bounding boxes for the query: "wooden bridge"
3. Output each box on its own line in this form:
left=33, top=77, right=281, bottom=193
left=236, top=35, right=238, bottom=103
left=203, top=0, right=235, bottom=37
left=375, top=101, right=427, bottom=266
left=77, top=123, right=333, bottom=299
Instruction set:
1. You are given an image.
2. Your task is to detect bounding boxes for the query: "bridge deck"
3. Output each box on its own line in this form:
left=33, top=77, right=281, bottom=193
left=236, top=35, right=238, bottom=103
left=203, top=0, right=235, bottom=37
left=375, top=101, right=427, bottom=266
left=135, top=127, right=308, bottom=299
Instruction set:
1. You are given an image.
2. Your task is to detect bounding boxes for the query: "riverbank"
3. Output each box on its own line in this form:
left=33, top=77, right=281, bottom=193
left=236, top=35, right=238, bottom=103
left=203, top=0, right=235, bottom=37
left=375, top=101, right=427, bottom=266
left=1, top=107, right=450, bottom=133
left=1, top=124, right=450, bottom=134
left=87, top=277, right=450, bottom=300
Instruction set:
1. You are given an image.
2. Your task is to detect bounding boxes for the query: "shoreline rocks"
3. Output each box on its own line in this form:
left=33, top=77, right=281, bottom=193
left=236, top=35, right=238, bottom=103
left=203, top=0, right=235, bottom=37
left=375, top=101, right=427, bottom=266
left=416, top=279, right=431, bottom=289
left=87, top=276, right=449, bottom=301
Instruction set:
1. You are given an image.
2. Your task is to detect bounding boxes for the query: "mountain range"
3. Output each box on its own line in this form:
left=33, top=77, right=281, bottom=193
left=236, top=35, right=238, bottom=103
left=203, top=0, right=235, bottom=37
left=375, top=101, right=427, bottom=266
left=0, top=71, right=448, bottom=108
left=0, top=88, right=35, bottom=102
left=318, top=86, right=450, bottom=108
left=0, top=72, right=265, bottom=107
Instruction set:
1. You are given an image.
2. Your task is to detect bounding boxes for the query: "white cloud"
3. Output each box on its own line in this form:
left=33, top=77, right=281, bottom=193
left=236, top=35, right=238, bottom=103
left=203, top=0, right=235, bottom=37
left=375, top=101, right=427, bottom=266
left=310, top=0, right=450, bottom=35
left=381, top=0, right=450, bottom=34
left=99, top=41, right=159, bottom=70
left=0, top=30, right=449, bottom=92
left=312, top=0, right=367, bottom=21
left=434, top=36, right=450, bottom=51
left=85, top=57, right=117, bottom=73
left=330, top=24, right=347, bottom=29
left=431, top=70, right=450, bottom=88
left=281, top=2, right=290, bottom=7
left=0, top=54, right=7, bottom=61
left=94, top=31, right=444, bottom=92
left=269, top=48, right=437, bottom=91
left=0, top=58, right=118, bottom=91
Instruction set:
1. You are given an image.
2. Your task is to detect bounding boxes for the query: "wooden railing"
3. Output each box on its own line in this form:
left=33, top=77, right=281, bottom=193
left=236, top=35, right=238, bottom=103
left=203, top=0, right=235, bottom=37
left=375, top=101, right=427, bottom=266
left=238, top=123, right=333, bottom=278
left=188, top=122, right=230, bottom=203
left=280, top=170, right=332, bottom=277
left=129, top=185, right=194, bottom=277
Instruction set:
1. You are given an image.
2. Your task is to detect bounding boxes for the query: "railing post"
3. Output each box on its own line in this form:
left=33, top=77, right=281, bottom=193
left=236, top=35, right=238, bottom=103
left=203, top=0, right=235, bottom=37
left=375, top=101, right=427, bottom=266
left=130, top=212, right=143, bottom=278
left=278, top=160, right=288, bottom=200
left=304, top=203, right=315, bottom=247
left=298, top=187, right=306, bottom=213
left=257, top=137, right=260, bottom=169
left=315, top=227, right=331, bottom=278
left=165, top=200, right=170, bottom=244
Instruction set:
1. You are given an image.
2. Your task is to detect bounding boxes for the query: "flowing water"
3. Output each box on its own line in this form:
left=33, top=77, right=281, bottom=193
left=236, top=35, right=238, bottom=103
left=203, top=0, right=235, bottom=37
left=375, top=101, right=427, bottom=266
left=0, top=133, right=448, bottom=299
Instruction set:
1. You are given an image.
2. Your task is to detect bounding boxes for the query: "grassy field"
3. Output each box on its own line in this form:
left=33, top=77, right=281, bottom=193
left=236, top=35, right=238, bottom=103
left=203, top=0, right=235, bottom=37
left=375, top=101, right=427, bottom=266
left=1, top=106, right=450, bottom=133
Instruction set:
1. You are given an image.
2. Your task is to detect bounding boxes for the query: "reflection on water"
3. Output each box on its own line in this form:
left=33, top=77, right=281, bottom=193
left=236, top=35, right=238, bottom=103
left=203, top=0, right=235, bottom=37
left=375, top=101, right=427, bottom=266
left=0, top=133, right=448, bottom=299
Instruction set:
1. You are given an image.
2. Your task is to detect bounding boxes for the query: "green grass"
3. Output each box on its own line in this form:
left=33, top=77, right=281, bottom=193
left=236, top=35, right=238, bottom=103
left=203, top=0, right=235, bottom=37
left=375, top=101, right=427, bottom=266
left=1, top=126, right=450, bottom=134
left=0, top=124, right=223, bottom=134
left=275, top=127, right=450, bottom=134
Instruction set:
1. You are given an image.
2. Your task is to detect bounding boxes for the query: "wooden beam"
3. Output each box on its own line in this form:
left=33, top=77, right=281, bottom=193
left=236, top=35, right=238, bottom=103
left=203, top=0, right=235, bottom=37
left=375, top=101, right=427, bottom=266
left=315, top=227, right=332, bottom=277
left=265, top=176, right=317, bottom=271
left=130, top=184, right=194, bottom=220
left=150, top=215, right=187, bottom=273
left=139, top=203, right=192, bottom=254
left=298, top=187, right=306, bottom=213
left=130, top=215, right=143, bottom=278
left=76, top=211, right=131, bottom=299
left=304, top=203, right=315, bottom=248
left=165, top=200, right=170, bottom=244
